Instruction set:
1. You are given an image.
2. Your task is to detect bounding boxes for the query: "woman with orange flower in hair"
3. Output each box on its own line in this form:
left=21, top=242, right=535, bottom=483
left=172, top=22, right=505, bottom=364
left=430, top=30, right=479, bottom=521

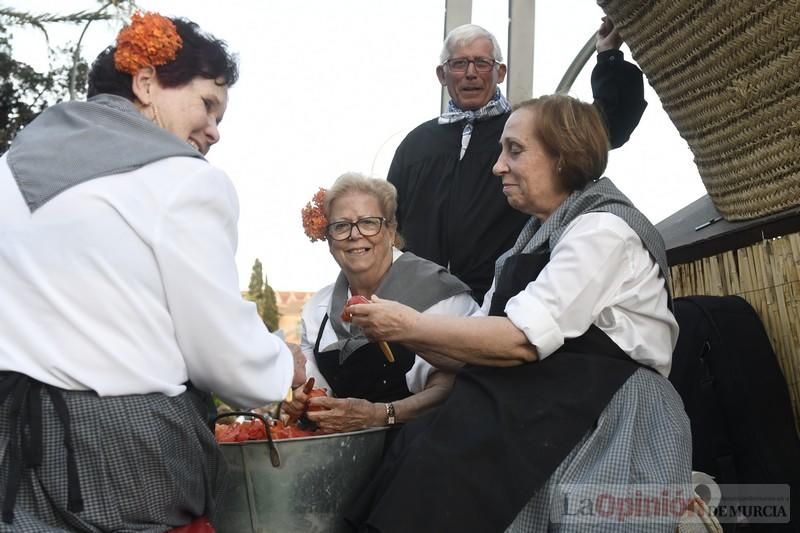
left=283, top=173, right=480, bottom=437
left=0, top=12, right=298, bottom=531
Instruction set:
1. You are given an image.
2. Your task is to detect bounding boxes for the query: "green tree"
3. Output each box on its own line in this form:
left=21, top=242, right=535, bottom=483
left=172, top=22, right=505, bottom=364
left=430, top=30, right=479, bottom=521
left=0, top=3, right=135, bottom=153
left=247, top=258, right=265, bottom=302
left=245, top=258, right=280, bottom=332
left=261, top=274, right=280, bottom=332
left=0, top=22, right=59, bottom=152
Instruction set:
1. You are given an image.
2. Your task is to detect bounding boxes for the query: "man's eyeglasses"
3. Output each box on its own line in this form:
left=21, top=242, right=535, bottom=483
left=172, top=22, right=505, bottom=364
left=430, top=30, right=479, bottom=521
left=326, top=217, right=386, bottom=241
left=443, top=57, right=498, bottom=73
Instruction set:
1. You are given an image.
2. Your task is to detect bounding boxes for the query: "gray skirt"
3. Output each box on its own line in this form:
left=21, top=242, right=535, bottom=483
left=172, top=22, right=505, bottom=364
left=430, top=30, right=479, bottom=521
left=0, top=381, right=224, bottom=532
left=506, top=368, right=692, bottom=533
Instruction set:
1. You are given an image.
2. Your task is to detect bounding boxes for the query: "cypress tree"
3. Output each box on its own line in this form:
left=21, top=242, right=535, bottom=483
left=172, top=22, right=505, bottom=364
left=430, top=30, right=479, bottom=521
left=245, top=258, right=280, bottom=332
left=261, top=275, right=280, bottom=332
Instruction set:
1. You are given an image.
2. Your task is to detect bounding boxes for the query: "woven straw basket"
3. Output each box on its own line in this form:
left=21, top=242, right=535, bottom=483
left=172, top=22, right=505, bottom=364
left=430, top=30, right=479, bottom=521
left=601, top=0, right=800, bottom=221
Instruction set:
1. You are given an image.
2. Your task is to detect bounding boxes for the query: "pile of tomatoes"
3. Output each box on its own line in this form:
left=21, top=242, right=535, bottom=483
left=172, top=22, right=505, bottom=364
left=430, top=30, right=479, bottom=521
left=214, top=388, right=328, bottom=443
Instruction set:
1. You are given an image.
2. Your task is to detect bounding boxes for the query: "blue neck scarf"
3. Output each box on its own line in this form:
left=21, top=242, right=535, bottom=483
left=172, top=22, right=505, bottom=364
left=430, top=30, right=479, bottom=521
left=438, top=88, right=511, bottom=160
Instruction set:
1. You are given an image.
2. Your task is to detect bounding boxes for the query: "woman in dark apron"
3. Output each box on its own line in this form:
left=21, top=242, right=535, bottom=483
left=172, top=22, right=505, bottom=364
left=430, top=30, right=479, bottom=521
left=345, top=95, right=692, bottom=532
left=284, top=173, right=479, bottom=435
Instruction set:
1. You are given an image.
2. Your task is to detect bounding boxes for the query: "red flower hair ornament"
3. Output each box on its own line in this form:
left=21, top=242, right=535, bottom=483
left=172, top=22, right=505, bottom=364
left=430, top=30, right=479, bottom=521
left=114, top=12, right=183, bottom=75
left=301, top=188, right=328, bottom=243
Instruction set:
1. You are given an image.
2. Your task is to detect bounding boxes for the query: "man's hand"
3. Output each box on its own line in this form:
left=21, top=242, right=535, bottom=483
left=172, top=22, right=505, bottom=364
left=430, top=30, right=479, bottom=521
left=597, top=16, right=623, bottom=53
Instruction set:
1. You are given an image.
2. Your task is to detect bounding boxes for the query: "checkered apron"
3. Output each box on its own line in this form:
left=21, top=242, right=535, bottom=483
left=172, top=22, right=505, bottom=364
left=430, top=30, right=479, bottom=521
left=506, top=368, right=692, bottom=532
left=0, top=374, right=224, bottom=532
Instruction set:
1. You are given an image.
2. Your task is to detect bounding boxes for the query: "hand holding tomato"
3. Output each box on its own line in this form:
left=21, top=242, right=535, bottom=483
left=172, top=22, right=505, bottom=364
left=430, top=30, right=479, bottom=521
left=342, top=295, right=395, bottom=362
left=282, top=377, right=324, bottom=422
left=349, top=295, right=421, bottom=345
left=341, top=295, right=370, bottom=322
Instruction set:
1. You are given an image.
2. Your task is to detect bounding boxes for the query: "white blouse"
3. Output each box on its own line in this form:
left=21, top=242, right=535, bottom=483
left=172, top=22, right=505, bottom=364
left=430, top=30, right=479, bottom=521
left=0, top=154, right=293, bottom=408
left=300, top=250, right=481, bottom=394
left=481, top=212, right=678, bottom=376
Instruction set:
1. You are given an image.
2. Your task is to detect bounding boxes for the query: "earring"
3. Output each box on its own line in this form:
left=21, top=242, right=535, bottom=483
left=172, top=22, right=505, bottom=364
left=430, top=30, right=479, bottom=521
left=151, top=103, right=164, bottom=129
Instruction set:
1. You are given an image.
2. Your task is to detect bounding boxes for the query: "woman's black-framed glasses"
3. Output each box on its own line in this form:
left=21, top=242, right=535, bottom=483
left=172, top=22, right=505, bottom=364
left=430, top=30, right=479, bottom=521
left=443, top=57, right=497, bottom=72
left=326, top=217, right=386, bottom=241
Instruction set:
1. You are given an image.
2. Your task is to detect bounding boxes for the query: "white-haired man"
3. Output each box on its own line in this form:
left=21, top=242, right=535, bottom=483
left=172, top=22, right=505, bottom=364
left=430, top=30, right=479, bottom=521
left=388, top=19, right=645, bottom=303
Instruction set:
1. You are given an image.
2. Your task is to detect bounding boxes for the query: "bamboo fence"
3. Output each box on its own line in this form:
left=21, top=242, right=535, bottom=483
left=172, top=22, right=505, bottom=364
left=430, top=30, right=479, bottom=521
left=670, top=232, right=800, bottom=431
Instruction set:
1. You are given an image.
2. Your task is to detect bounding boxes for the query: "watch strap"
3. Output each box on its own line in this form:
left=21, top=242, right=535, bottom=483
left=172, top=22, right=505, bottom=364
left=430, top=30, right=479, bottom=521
left=385, top=402, right=396, bottom=425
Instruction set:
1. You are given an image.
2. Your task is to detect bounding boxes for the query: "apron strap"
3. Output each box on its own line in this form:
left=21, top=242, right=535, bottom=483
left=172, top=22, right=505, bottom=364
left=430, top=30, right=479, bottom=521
left=0, top=372, right=84, bottom=524
left=314, top=313, right=330, bottom=356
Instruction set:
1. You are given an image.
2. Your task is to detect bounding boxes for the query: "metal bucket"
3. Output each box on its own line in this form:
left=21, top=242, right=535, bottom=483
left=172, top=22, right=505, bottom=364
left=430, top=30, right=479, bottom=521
left=215, top=425, right=389, bottom=533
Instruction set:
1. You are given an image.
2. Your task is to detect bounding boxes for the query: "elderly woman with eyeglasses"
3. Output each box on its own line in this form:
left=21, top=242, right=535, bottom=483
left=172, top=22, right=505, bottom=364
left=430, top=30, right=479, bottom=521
left=283, top=173, right=479, bottom=434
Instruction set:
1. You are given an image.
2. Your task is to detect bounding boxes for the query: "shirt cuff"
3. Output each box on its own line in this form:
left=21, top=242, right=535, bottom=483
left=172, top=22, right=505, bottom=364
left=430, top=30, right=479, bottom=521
left=504, top=292, right=564, bottom=359
left=597, top=49, right=624, bottom=64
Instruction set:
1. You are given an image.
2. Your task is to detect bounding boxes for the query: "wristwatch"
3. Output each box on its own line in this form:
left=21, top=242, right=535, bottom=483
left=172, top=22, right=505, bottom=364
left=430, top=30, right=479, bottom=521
left=385, top=402, right=396, bottom=425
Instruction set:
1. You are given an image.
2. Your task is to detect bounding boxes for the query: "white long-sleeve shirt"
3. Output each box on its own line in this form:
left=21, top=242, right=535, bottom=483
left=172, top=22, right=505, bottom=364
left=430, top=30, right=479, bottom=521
left=0, top=154, right=292, bottom=408
left=481, top=212, right=678, bottom=376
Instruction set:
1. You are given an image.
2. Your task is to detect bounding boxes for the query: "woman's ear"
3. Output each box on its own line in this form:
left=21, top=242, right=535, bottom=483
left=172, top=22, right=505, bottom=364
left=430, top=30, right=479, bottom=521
left=387, top=222, right=400, bottom=248
left=131, top=66, right=157, bottom=105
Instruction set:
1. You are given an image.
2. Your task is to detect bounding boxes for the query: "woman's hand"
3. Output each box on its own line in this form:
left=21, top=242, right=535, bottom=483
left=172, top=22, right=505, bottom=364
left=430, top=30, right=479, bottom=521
left=281, top=377, right=316, bottom=422
left=287, top=342, right=308, bottom=388
left=348, top=295, right=420, bottom=343
left=305, top=396, right=384, bottom=434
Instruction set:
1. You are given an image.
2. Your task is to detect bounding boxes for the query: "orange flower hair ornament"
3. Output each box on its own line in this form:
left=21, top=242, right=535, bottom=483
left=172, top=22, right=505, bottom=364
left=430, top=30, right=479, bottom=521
left=301, top=188, right=328, bottom=243
left=114, top=12, right=183, bottom=75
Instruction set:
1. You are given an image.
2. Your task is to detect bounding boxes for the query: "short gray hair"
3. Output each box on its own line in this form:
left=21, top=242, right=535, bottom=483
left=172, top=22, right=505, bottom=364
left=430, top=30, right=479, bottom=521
left=324, top=172, right=404, bottom=248
left=439, top=24, right=503, bottom=64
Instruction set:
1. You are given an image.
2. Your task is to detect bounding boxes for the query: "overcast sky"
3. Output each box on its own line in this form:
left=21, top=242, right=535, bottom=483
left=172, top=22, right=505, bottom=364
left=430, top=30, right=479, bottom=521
left=11, top=0, right=706, bottom=291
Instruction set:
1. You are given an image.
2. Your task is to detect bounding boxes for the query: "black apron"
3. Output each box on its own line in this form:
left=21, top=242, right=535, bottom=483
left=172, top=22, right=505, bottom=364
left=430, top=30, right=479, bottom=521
left=314, top=314, right=416, bottom=404
left=346, top=252, right=643, bottom=533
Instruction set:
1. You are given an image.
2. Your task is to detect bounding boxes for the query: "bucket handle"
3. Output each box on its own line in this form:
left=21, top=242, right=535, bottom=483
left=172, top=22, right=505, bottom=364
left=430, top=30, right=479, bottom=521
left=214, top=411, right=281, bottom=468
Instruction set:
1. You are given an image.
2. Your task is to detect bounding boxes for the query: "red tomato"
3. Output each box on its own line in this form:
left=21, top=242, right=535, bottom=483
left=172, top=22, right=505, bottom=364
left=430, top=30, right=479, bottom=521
left=243, top=420, right=267, bottom=441
left=215, top=423, right=244, bottom=443
left=340, top=295, right=370, bottom=322
left=306, top=388, right=328, bottom=411
left=270, top=422, right=291, bottom=440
